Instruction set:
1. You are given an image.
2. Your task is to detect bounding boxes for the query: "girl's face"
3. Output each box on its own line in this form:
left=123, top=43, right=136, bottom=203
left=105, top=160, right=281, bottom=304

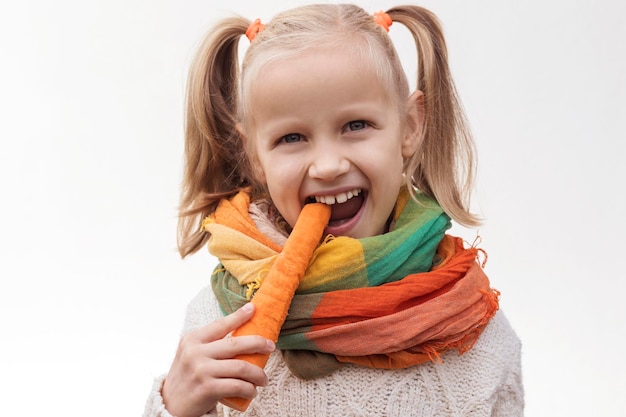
left=245, top=48, right=421, bottom=238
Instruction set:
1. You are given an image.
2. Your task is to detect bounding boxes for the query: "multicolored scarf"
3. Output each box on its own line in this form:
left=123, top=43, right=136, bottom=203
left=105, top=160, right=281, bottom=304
left=205, top=190, right=499, bottom=379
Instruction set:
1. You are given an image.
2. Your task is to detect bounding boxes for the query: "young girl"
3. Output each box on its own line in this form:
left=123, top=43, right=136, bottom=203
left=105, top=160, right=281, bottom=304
left=144, top=4, right=523, bottom=417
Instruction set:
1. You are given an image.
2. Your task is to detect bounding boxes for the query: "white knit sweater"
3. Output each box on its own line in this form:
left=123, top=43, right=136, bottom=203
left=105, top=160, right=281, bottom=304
left=144, top=285, right=524, bottom=417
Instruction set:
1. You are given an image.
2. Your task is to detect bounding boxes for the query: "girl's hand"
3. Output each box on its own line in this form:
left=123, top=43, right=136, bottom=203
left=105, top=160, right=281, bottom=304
left=162, top=303, right=275, bottom=417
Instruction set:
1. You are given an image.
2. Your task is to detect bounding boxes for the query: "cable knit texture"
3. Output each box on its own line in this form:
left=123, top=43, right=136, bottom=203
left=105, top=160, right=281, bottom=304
left=144, top=286, right=524, bottom=417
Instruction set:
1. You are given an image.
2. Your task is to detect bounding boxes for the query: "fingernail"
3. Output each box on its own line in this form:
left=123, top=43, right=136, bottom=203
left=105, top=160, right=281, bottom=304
left=266, top=339, right=275, bottom=351
left=241, top=302, right=253, bottom=313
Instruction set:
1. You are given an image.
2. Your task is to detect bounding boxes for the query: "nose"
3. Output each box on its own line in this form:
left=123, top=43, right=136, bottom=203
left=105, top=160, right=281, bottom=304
left=307, top=143, right=351, bottom=181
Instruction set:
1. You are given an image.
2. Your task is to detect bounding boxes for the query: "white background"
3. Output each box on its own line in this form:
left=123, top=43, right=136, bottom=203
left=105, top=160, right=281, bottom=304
left=1, top=0, right=625, bottom=415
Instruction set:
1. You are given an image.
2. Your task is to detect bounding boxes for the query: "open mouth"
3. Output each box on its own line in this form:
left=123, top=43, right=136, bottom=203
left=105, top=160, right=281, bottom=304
left=307, top=188, right=365, bottom=228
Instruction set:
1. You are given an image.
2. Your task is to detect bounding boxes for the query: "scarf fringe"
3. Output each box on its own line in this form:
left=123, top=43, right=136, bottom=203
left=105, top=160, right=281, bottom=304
left=333, top=285, right=500, bottom=371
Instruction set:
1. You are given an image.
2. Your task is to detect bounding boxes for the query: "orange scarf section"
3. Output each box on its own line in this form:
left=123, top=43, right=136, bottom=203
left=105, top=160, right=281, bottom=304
left=328, top=236, right=500, bottom=369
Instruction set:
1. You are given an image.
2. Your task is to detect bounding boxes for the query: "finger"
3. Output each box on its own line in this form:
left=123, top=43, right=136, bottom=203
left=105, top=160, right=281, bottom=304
left=195, top=303, right=256, bottom=343
left=208, top=334, right=275, bottom=360
left=209, top=358, right=270, bottom=388
left=213, top=378, right=259, bottom=401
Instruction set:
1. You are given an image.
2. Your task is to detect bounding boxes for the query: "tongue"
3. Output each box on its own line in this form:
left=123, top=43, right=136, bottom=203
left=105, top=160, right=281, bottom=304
left=330, top=194, right=364, bottom=221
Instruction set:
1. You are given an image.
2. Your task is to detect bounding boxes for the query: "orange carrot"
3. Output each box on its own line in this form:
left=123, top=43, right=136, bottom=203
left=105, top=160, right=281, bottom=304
left=220, top=203, right=331, bottom=412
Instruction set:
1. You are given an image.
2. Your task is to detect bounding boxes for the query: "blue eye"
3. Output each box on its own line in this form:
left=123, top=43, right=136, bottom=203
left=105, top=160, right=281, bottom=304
left=347, top=120, right=367, bottom=131
left=280, top=133, right=304, bottom=144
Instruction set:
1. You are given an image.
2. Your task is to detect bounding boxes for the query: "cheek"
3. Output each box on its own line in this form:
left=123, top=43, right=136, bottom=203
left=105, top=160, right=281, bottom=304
left=263, top=167, right=302, bottom=229
left=372, top=138, right=405, bottom=174
left=373, top=138, right=406, bottom=194
left=261, top=159, right=302, bottom=195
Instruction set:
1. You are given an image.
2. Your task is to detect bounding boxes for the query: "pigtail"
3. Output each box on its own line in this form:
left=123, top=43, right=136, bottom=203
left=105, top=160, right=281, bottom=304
left=388, top=6, right=480, bottom=227
left=178, top=16, right=252, bottom=257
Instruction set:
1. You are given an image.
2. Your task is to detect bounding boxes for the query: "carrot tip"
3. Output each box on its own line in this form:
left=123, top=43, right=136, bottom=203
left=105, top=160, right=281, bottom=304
left=220, top=396, right=251, bottom=412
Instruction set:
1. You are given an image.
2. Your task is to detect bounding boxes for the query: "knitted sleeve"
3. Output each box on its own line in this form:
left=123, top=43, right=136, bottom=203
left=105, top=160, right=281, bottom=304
left=490, top=320, right=525, bottom=417
left=142, top=286, right=220, bottom=417
left=491, top=370, right=525, bottom=417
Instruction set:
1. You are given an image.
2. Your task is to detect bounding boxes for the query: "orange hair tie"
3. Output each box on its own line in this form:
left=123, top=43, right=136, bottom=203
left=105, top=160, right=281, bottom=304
left=373, top=10, right=392, bottom=32
left=246, top=18, right=265, bottom=42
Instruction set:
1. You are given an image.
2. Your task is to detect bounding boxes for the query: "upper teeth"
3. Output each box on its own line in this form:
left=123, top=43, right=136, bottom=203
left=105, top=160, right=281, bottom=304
left=314, top=188, right=361, bottom=205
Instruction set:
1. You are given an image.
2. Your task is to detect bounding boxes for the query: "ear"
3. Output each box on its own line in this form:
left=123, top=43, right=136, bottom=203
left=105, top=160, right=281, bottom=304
left=236, top=122, right=266, bottom=184
left=402, top=90, right=425, bottom=158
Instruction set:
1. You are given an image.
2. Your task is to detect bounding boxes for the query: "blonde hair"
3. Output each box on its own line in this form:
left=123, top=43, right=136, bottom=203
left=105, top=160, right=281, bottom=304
left=178, top=4, right=479, bottom=257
